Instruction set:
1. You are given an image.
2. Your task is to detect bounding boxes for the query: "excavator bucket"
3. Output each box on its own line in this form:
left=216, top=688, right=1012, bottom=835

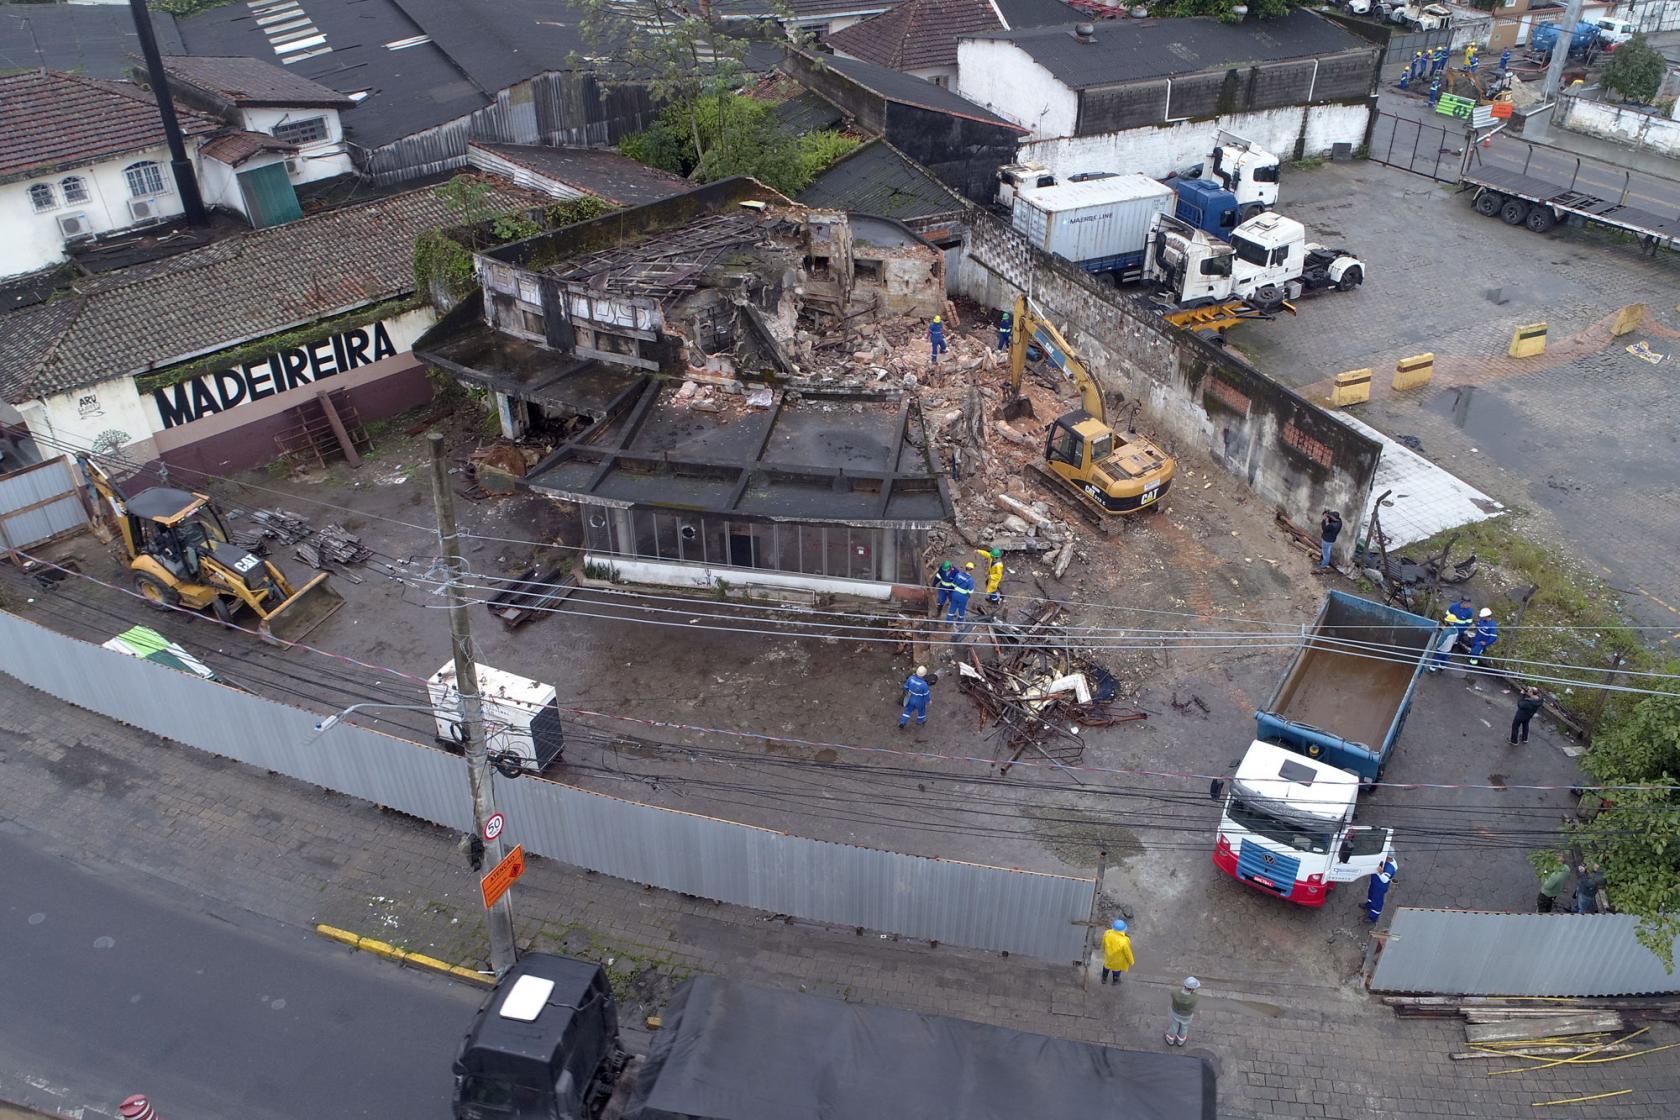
left=1000, top=394, right=1036, bottom=422
left=258, top=572, right=345, bottom=646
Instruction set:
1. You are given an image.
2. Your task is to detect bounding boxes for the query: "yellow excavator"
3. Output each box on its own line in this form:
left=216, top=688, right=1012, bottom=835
left=1000, top=295, right=1175, bottom=530
left=79, top=456, right=344, bottom=645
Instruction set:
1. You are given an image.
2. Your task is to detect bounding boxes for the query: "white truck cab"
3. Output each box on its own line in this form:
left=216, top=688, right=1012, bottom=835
left=1595, top=17, right=1635, bottom=47
left=1212, top=741, right=1394, bottom=907
left=1207, top=133, right=1281, bottom=218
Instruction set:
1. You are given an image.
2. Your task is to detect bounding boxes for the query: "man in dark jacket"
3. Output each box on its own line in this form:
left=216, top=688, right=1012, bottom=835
left=1510, top=686, right=1542, bottom=745
left=1317, top=510, right=1343, bottom=571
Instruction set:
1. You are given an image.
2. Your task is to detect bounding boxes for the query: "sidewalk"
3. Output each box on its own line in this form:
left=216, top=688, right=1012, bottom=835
left=1, top=681, right=1675, bottom=1119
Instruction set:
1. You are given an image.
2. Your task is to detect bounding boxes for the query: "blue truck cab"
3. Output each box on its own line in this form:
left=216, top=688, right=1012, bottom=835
left=1170, top=178, right=1243, bottom=238
left=1253, top=590, right=1437, bottom=783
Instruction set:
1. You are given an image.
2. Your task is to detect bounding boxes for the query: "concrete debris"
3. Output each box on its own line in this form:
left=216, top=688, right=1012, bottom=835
left=995, top=493, right=1054, bottom=530
left=745, top=388, right=775, bottom=409
left=999, top=514, right=1031, bottom=535
left=1051, top=538, right=1076, bottom=580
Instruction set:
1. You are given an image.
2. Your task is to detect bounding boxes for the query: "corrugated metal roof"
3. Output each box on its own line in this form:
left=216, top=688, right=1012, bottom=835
left=796, top=140, right=962, bottom=222
left=1370, top=908, right=1680, bottom=997
left=771, top=90, right=847, bottom=136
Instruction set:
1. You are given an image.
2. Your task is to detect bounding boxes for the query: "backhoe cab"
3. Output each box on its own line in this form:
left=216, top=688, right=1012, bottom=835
left=79, top=456, right=343, bottom=646
left=1002, top=295, right=1174, bottom=525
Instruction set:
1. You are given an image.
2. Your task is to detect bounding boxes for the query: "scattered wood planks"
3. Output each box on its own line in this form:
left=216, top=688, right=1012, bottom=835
left=1465, top=1012, right=1625, bottom=1044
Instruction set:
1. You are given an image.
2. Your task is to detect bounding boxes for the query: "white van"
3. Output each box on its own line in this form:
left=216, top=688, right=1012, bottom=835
left=1597, top=17, right=1636, bottom=47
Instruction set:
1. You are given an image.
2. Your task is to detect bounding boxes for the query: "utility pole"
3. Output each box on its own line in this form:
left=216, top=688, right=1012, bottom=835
left=1530, top=0, right=1586, bottom=140
left=428, top=431, right=517, bottom=976
left=126, top=0, right=207, bottom=226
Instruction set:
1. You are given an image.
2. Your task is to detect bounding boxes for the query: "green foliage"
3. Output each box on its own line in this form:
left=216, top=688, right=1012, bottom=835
left=1602, top=35, right=1667, bottom=104
left=1145, top=0, right=1296, bottom=21
left=796, top=131, right=862, bottom=182
left=412, top=178, right=616, bottom=302
left=150, top=0, right=234, bottom=14
left=1571, top=694, right=1680, bottom=969
left=621, top=93, right=832, bottom=195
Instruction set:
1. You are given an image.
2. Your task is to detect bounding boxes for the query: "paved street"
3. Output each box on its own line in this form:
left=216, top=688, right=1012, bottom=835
left=1368, top=89, right=1680, bottom=213
left=2, top=673, right=1675, bottom=1118
left=1229, top=153, right=1680, bottom=636
left=0, top=829, right=481, bottom=1119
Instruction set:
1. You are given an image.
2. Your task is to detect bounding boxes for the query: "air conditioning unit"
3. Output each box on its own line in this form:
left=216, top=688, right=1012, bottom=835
left=128, top=197, right=160, bottom=222
left=285, top=158, right=302, bottom=176
left=427, top=661, right=566, bottom=772
left=57, top=213, right=93, bottom=240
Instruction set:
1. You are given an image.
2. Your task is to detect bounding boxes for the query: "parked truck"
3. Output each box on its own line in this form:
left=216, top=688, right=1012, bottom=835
left=1185, top=131, right=1282, bottom=219
left=1209, top=591, right=1435, bottom=906
left=1254, top=590, right=1436, bottom=783
left=452, top=955, right=1217, bottom=1120
left=1530, top=19, right=1603, bottom=57
left=1144, top=210, right=1366, bottom=309
left=1010, top=173, right=1177, bottom=285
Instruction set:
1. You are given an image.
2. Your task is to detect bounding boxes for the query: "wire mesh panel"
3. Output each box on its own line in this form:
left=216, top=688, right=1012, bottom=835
left=0, top=611, right=1094, bottom=962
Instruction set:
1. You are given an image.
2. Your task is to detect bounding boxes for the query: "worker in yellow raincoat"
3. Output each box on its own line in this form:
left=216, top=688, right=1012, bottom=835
left=1100, top=919, right=1134, bottom=986
left=976, top=548, right=1004, bottom=605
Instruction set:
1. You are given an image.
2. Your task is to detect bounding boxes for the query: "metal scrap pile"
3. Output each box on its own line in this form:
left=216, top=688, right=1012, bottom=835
left=228, top=508, right=372, bottom=578
left=957, top=601, right=1145, bottom=776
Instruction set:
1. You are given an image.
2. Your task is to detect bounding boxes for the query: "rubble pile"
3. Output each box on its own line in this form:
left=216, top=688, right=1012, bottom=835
left=954, top=601, right=1148, bottom=774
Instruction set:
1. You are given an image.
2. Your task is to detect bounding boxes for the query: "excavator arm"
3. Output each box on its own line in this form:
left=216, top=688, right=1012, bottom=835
left=1005, top=294, right=1106, bottom=423
left=77, top=455, right=141, bottom=560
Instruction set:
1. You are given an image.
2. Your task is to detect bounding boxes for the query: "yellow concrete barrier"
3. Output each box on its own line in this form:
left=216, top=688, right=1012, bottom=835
left=1508, top=322, right=1547, bottom=358
left=1611, top=304, right=1646, bottom=338
left=315, top=923, right=493, bottom=986
left=1330, top=368, right=1372, bottom=407
left=1393, top=353, right=1434, bottom=392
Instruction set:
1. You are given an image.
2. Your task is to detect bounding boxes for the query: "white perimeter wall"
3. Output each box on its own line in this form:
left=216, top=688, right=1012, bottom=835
left=957, top=39, right=1080, bottom=138
left=1020, top=103, right=1372, bottom=182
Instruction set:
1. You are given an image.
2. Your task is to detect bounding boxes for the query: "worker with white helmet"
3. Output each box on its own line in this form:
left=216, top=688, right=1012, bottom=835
left=1468, top=606, right=1499, bottom=666
left=899, top=665, right=933, bottom=730
left=1166, top=977, right=1201, bottom=1046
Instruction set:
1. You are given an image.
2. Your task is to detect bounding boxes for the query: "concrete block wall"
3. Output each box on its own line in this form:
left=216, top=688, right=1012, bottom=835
left=958, top=212, right=1380, bottom=560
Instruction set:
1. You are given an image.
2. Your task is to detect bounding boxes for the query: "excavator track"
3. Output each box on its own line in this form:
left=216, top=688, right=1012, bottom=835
left=1025, top=461, right=1126, bottom=537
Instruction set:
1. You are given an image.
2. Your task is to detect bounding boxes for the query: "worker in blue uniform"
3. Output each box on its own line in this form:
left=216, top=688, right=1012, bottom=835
left=946, top=562, right=975, bottom=625
left=1500, top=48, right=1511, bottom=72
left=929, top=315, right=947, bottom=363
left=899, top=666, right=931, bottom=729
left=1428, top=76, right=1442, bottom=107
left=1468, top=608, right=1500, bottom=666
left=1431, top=46, right=1446, bottom=77
left=1364, top=855, right=1398, bottom=923
left=1398, top=68, right=1410, bottom=92
left=997, top=310, right=1012, bottom=351
left=930, top=560, right=955, bottom=613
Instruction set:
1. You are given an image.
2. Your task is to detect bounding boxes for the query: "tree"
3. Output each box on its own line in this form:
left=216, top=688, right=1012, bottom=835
left=1601, top=34, right=1667, bottom=104
left=1143, top=0, right=1297, bottom=21
left=1569, top=693, right=1680, bottom=969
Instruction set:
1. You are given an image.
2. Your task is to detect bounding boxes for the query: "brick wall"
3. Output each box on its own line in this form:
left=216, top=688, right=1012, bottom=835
left=958, top=212, right=1379, bottom=557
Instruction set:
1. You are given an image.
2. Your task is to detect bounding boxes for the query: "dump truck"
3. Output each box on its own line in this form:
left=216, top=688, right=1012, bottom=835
left=1208, top=591, right=1433, bottom=906
left=452, top=954, right=1217, bottom=1120
left=1253, top=590, right=1437, bottom=784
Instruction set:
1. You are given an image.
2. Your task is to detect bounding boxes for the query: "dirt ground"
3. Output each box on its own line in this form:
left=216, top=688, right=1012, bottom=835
left=8, top=313, right=1581, bottom=997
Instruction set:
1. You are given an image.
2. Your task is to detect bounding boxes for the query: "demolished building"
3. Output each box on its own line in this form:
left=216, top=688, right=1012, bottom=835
left=414, top=178, right=954, bottom=599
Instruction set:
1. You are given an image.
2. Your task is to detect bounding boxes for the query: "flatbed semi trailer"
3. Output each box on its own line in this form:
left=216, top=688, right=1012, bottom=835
left=1460, top=163, right=1680, bottom=248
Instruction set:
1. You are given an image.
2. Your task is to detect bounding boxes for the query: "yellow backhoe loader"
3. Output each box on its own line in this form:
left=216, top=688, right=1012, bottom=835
left=79, top=456, right=344, bottom=645
left=1000, top=294, right=1175, bottom=530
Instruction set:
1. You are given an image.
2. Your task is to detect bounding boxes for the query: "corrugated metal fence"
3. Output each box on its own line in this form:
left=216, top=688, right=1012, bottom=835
left=1371, top=908, right=1680, bottom=996
left=0, top=612, right=1093, bottom=962
left=0, top=456, right=88, bottom=564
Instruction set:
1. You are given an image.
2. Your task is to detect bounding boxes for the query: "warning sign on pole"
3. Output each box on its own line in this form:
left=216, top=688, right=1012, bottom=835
left=480, top=844, right=525, bottom=909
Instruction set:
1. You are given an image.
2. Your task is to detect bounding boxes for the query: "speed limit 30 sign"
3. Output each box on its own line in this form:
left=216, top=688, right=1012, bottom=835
left=483, top=812, right=505, bottom=843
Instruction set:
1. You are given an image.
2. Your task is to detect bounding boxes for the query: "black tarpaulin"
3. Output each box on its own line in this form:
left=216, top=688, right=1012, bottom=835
left=623, top=976, right=1216, bottom=1120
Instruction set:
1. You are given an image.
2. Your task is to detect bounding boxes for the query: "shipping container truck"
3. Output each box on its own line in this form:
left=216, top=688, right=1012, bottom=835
left=1010, top=173, right=1176, bottom=284
left=453, top=956, right=1218, bottom=1120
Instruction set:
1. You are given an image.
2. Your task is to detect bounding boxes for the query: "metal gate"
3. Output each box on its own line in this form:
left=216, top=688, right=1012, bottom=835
left=0, top=456, right=89, bottom=564
left=1368, top=111, right=1469, bottom=182
left=1371, top=908, right=1680, bottom=996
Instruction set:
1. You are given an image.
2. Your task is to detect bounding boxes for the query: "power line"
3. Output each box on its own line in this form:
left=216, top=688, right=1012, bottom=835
left=29, top=425, right=1677, bottom=636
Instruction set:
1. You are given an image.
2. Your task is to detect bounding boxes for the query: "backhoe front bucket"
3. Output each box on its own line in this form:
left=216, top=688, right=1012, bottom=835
left=258, top=572, right=345, bottom=646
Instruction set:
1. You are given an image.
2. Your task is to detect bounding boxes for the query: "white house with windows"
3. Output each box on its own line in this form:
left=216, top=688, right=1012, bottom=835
left=0, top=69, right=223, bottom=280
left=158, top=55, right=355, bottom=186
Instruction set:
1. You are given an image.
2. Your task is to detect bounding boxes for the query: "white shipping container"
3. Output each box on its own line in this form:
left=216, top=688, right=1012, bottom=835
left=1010, top=174, right=1175, bottom=268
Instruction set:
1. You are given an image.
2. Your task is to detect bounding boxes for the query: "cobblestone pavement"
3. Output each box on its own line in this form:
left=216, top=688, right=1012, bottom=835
left=1230, top=155, right=1680, bottom=636
left=3, top=682, right=1675, bottom=1119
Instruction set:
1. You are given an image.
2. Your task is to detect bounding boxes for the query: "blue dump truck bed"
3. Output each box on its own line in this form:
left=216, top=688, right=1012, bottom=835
left=1255, top=591, right=1437, bottom=782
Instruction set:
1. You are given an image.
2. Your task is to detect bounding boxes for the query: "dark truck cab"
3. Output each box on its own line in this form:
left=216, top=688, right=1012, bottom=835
left=452, top=954, right=624, bottom=1120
